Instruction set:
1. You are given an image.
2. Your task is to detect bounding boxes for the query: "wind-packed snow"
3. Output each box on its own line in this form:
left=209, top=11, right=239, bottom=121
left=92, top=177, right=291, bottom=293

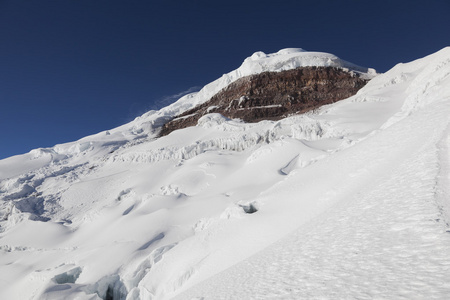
left=1, top=48, right=449, bottom=300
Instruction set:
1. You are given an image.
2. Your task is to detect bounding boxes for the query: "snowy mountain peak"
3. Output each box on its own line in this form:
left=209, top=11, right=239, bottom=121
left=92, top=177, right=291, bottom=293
left=1, top=48, right=450, bottom=300
left=247, top=48, right=307, bottom=61
left=241, top=48, right=375, bottom=77
left=160, top=66, right=369, bottom=136
left=149, top=48, right=377, bottom=127
left=276, top=47, right=307, bottom=54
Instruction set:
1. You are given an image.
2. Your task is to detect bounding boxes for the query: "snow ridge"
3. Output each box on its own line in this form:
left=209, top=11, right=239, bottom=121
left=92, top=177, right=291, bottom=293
left=154, top=48, right=376, bottom=120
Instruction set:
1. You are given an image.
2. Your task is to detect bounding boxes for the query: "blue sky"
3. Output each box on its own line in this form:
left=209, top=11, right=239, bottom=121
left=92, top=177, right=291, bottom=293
left=0, top=0, right=449, bottom=159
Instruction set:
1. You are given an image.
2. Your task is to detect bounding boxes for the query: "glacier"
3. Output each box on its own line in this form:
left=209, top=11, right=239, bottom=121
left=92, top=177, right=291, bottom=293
left=0, top=48, right=449, bottom=299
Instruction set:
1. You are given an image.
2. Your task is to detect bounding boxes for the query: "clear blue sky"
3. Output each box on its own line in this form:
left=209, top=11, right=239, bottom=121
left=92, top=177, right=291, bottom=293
left=0, top=0, right=449, bottom=159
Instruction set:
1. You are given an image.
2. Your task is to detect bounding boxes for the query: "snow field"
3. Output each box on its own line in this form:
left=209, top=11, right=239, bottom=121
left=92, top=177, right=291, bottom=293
left=175, top=97, right=450, bottom=300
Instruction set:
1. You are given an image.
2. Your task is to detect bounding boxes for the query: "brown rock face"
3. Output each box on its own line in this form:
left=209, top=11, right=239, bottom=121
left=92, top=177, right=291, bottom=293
left=160, top=67, right=368, bottom=136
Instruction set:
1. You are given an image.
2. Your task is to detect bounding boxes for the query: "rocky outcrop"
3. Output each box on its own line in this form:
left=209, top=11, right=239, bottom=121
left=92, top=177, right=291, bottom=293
left=160, top=67, right=368, bottom=136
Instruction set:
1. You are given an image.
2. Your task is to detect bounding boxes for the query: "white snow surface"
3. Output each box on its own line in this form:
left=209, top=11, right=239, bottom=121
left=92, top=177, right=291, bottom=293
left=1, top=48, right=450, bottom=299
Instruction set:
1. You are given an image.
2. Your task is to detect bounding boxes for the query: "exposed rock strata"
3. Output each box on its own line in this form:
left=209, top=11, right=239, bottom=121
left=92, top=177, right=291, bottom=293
left=160, top=67, right=368, bottom=136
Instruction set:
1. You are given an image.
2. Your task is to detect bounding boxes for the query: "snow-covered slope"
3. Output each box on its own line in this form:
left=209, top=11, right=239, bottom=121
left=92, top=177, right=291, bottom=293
left=0, top=49, right=374, bottom=182
left=1, top=48, right=449, bottom=300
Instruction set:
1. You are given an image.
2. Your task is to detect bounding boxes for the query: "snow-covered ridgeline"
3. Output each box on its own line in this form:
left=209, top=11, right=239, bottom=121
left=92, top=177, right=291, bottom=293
left=0, top=48, right=376, bottom=175
left=13, top=47, right=450, bottom=174
left=139, top=48, right=377, bottom=123
left=355, top=47, right=450, bottom=129
left=111, top=47, right=450, bottom=168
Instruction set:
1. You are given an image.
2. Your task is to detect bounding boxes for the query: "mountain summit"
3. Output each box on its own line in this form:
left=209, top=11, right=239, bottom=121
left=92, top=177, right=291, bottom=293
left=0, top=48, right=449, bottom=300
left=160, top=66, right=368, bottom=136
